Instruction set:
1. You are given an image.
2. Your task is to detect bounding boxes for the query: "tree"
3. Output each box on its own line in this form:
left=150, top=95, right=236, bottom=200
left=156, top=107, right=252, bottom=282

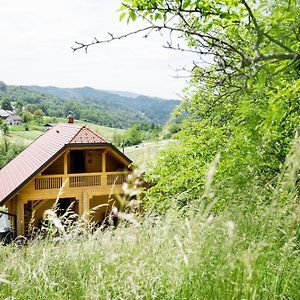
left=123, top=123, right=143, bottom=146
left=20, top=111, right=33, bottom=123
left=1, top=97, right=13, bottom=111
left=1, top=123, right=9, bottom=135
left=0, top=81, right=6, bottom=93
left=73, top=0, right=300, bottom=211
left=33, top=108, right=44, bottom=124
left=15, top=99, right=24, bottom=114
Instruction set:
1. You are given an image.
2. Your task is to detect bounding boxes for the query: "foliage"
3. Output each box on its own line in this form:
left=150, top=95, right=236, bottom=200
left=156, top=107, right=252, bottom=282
left=20, top=111, right=33, bottom=123
left=28, top=86, right=180, bottom=126
left=0, top=97, right=12, bottom=111
left=15, top=99, right=24, bottom=114
left=123, top=123, right=143, bottom=146
left=111, top=0, right=300, bottom=211
left=0, top=81, right=6, bottom=93
left=3, top=84, right=178, bottom=128
left=33, top=108, right=44, bottom=124
left=121, top=123, right=162, bottom=146
left=0, top=138, right=24, bottom=169
left=1, top=123, right=9, bottom=136
left=0, top=83, right=175, bottom=129
left=0, top=163, right=299, bottom=299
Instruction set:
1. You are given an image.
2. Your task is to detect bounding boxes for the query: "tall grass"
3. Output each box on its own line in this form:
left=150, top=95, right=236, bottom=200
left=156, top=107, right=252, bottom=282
left=0, top=141, right=299, bottom=299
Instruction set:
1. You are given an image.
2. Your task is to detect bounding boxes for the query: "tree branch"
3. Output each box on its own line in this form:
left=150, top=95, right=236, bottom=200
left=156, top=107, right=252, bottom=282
left=71, top=26, right=154, bottom=52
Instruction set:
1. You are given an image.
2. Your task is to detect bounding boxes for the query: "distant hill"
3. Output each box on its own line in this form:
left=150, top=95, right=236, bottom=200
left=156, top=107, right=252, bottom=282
left=4, top=84, right=180, bottom=128
left=26, top=86, right=180, bottom=126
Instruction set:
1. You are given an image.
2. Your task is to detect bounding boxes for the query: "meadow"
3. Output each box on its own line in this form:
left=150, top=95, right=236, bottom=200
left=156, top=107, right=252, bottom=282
left=0, top=139, right=299, bottom=299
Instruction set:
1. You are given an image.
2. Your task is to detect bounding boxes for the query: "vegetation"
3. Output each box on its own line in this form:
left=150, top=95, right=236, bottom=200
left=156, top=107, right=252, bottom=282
left=0, top=0, right=299, bottom=298
left=1, top=97, right=12, bottom=111
left=124, top=139, right=174, bottom=170
left=118, top=123, right=162, bottom=147
left=1, top=84, right=178, bottom=128
left=0, top=137, right=24, bottom=169
left=0, top=144, right=299, bottom=299
left=103, top=0, right=300, bottom=213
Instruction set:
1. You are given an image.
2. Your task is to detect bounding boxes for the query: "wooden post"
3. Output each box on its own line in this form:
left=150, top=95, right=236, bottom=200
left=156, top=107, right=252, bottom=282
left=16, top=195, right=24, bottom=236
left=102, top=151, right=107, bottom=186
left=82, top=191, right=89, bottom=213
left=64, top=152, right=68, bottom=175
left=102, top=151, right=106, bottom=173
left=78, top=194, right=83, bottom=217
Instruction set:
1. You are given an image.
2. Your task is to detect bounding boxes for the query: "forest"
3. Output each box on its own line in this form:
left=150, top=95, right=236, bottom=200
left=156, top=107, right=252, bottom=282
left=0, top=0, right=299, bottom=299
left=0, top=83, right=179, bottom=128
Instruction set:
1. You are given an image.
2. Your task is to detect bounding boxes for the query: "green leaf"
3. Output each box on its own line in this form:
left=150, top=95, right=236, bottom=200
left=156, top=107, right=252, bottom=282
left=119, top=12, right=127, bottom=22
left=182, top=0, right=191, bottom=10
left=155, top=12, right=162, bottom=20
left=129, top=10, right=137, bottom=22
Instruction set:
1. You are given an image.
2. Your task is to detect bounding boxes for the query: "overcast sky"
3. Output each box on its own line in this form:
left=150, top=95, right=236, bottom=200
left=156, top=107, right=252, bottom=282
left=0, top=0, right=194, bottom=99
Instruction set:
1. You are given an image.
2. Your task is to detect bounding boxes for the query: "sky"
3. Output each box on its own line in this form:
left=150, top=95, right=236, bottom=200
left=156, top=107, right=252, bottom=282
left=0, top=0, right=194, bottom=99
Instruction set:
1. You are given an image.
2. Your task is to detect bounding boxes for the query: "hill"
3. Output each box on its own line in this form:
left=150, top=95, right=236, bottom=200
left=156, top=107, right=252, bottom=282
left=26, top=85, right=180, bottom=126
left=2, top=84, right=179, bottom=128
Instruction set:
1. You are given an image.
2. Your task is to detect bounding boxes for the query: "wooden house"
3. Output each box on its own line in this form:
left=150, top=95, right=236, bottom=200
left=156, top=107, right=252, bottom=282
left=0, top=122, right=132, bottom=236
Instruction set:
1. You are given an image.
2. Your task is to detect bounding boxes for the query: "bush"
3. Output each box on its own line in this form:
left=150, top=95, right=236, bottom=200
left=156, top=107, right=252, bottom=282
left=1, top=123, right=9, bottom=135
left=0, top=140, right=24, bottom=169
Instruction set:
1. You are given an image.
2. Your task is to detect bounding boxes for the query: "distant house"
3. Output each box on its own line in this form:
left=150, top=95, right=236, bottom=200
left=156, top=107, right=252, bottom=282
left=0, top=109, right=10, bottom=120
left=0, top=122, right=133, bottom=237
left=43, top=123, right=54, bottom=131
left=6, top=114, right=22, bottom=125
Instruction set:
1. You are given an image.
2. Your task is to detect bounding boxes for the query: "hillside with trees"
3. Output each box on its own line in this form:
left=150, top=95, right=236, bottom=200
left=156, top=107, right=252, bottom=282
left=26, top=85, right=180, bottom=126
left=0, top=83, right=179, bottom=128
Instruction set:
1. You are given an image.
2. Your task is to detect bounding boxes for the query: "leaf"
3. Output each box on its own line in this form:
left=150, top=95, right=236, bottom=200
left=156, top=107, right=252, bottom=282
left=182, top=0, right=191, bottom=10
left=129, top=10, right=137, bottom=22
left=119, top=12, right=127, bottom=22
left=155, top=12, right=162, bottom=20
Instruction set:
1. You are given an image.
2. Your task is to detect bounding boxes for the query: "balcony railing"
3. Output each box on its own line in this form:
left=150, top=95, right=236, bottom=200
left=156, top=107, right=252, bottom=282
left=69, top=174, right=101, bottom=187
left=35, top=176, right=63, bottom=190
left=34, top=172, right=128, bottom=190
left=107, top=173, right=128, bottom=185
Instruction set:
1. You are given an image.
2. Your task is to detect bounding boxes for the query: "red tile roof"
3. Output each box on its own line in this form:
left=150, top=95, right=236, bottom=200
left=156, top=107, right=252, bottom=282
left=0, top=123, right=111, bottom=205
left=69, top=126, right=108, bottom=144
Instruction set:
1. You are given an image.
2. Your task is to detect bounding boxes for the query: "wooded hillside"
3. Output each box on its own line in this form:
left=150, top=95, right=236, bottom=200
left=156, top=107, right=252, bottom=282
left=3, top=84, right=179, bottom=128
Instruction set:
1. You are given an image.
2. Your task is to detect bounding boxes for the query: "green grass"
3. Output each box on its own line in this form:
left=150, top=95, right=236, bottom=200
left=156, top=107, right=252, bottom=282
left=0, top=132, right=299, bottom=300
left=0, top=197, right=299, bottom=299
left=124, top=139, right=175, bottom=170
left=0, top=143, right=299, bottom=299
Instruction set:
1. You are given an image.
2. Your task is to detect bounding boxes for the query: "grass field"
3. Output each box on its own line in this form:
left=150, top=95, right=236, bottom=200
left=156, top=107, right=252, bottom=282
left=124, top=139, right=175, bottom=169
left=0, top=168, right=299, bottom=299
left=0, top=130, right=299, bottom=299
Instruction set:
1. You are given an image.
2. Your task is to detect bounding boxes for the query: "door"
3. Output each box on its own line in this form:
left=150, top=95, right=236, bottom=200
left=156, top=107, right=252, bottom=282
left=70, top=150, right=85, bottom=173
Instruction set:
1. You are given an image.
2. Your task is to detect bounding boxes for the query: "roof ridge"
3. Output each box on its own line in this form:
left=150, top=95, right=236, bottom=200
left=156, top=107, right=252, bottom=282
left=66, top=124, right=86, bottom=144
left=83, top=126, right=110, bottom=143
left=68, top=125, right=110, bottom=144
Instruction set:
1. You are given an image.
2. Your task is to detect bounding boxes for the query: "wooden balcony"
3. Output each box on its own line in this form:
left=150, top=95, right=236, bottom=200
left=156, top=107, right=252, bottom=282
left=34, top=172, right=128, bottom=190
left=21, top=171, right=129, bottom=201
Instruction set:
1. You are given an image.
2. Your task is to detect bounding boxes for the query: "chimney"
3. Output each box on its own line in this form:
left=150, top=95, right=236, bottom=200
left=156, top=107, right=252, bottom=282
left=67, top=111, right=74, bottom=124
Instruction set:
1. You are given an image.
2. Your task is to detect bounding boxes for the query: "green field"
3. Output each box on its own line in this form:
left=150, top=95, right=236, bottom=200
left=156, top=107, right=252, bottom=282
left=124, top=139, right=175, bottom=169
